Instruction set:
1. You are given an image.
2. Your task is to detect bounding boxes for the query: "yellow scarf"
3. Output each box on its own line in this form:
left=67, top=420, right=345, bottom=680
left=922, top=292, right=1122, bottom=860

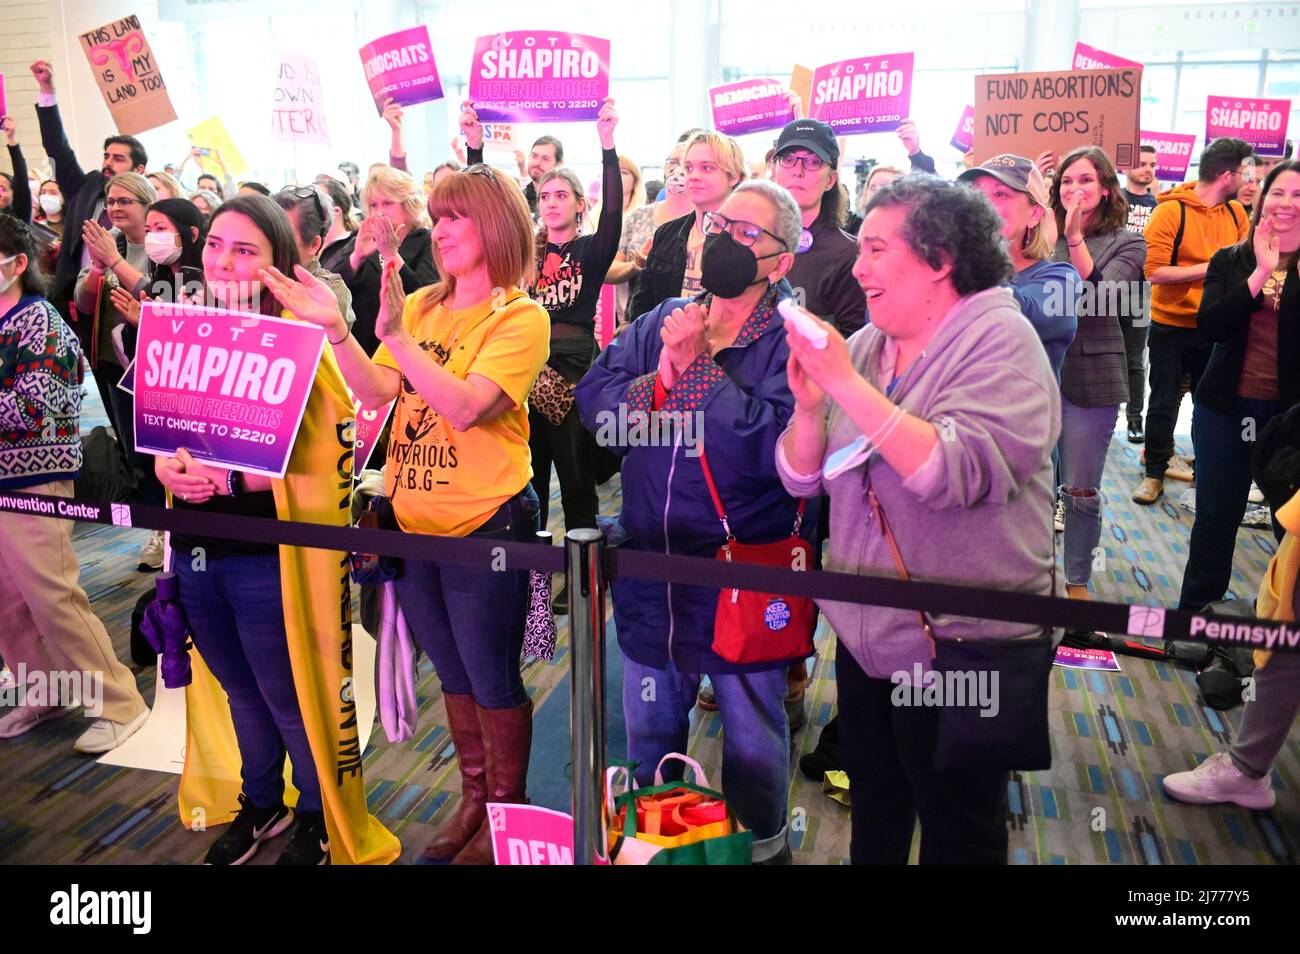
left=177, top=334, right=399, bottom=865
left=1253, top=491, right=1300, bottom=671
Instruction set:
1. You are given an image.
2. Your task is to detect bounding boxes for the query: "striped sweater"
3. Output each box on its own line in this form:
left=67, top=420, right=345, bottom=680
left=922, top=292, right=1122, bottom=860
left=0, top=295, right=83, bottom=489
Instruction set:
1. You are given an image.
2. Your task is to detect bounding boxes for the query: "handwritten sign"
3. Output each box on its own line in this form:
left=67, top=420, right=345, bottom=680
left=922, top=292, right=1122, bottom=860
left=708, top=77, right=795, bottom=137
left=271, top=53, right=329, bottom=146
left=950, top=104, right=975, bottom=153
left=1072, top=42, right=1143, bottom=72
left=488, top=803, right=574, bottom=865
left=809, top=52, right=913, bottom=135
left=1205, top=95, right=1291, bottom=158
left=134, top=301, right=325, bottom=478
left=187, top=115, right=249, bottom=179
left=468, top=31, right=609, bottom=123
left=358, top=25, right=444, bottom=114
left=973, top=68, right=1141, bottom=167
left=352, top=395, right=395, bottom=477
left=79, top=14, right=176, bottom=136
left=1141, top=130, right=1197, bottom=182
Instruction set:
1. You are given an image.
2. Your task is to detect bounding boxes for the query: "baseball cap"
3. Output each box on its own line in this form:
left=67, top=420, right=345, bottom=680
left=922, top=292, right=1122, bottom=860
left=774, top=119, right=840, bottom=167
left=958, top=154, right=1051, bottom=209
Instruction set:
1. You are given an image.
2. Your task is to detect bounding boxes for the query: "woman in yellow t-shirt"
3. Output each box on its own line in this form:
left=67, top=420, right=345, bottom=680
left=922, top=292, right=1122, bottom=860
left=262, top=165, right=549, bottom=866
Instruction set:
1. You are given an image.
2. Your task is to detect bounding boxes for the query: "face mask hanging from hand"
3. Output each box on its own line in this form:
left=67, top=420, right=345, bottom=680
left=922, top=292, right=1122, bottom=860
left=699, top=231, right=781, bottom=300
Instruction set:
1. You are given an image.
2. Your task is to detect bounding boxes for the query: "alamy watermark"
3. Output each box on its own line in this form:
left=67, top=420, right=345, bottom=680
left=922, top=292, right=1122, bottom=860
left=1043, top=279, right=1152, bottom=325
left=0, top=666, right=103, bottom=716
left=890, top=663, right=1000, bottom=717
left=592, top=405, right=705, bottom=458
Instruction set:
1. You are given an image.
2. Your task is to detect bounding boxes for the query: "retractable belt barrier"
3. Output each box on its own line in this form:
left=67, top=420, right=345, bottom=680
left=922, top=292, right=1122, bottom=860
left=2, top=488, right=1297, bottom=656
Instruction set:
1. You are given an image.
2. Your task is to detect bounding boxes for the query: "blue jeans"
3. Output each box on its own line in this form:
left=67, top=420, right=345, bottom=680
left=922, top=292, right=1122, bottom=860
left=1178, top=397, right=1282, bottom=611
left=174, top=552, right=321, bottom=812
left=621, top=656, right=789, bottom=859
left=395, top=486, right=540, bottom=709
left=1057, top=397, right=1118, bottom=586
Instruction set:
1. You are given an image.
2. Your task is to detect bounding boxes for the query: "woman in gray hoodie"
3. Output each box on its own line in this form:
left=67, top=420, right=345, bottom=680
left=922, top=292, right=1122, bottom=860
left=777, top=175, right=1060, bottom=864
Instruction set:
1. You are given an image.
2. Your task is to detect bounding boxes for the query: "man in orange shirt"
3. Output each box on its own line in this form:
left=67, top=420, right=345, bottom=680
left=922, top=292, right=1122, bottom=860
left=1133, top=137, right=1253, bottom=505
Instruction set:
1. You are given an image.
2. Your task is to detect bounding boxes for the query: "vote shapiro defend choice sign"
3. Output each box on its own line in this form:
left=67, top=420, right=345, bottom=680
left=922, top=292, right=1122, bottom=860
left=468, top=31, right=610, bottom=123
left=973, top=67, right=1141, bottom=167
left=133, top=302, right=325, bottom=479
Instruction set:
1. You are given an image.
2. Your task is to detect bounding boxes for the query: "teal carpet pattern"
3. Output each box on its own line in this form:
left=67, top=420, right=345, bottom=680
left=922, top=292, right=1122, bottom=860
left=0, top=380, right=1295, bottom=864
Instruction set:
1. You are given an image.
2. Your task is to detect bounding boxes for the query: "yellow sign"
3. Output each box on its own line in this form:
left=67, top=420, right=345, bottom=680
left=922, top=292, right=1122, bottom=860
left=187, top=115, right=249, bottom=179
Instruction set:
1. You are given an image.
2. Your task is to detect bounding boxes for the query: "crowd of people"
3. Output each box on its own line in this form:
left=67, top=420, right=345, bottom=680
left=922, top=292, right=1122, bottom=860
left=1, top=53, right=1299, bottom=867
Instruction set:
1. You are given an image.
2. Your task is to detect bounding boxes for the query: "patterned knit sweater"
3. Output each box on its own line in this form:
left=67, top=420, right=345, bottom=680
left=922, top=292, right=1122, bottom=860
left=0, top=295, right=83, bottom=489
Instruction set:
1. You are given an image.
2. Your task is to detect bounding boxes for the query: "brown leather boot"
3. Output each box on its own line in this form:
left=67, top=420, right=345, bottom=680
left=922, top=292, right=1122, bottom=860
left=452, top=698, right=533, bottom=866
left=422, top=693, right=488, bottom=862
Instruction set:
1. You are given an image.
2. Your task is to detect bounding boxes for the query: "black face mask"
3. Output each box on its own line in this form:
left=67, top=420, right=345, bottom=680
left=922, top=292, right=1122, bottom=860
left=700, top=230, right=782, bottom=299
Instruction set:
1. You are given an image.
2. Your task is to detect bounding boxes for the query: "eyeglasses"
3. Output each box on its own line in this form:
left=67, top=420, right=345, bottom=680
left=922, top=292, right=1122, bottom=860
left=702, top=211, right=789, bottom=250
left=776, top=153, right=827, bottom=172
left=104, top=197, right=143, bottom=209
left=279, top=185, right=329, bottom=225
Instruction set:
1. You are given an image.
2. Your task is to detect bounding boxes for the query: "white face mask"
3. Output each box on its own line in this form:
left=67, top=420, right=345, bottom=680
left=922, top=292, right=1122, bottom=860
left=0, top=254, right=18, bottom=296
left=144, top=231, right=182, bottom=265
left=38, top=194, right=63, bottom=216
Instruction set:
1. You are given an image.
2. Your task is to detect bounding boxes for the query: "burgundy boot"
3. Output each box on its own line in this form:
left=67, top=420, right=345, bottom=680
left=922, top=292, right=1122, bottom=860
left=452, top=699, right=533, bottom=865
left=422, top=693, right=488, bottom=861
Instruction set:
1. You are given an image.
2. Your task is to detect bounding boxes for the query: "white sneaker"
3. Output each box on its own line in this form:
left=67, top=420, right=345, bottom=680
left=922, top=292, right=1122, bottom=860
left=1241, top=505, right=1272, bottom=529
left=1248, top=482, right=1265, bottom=505
left=1162, top=752, right=1276, bottom=809
left=1053, top=498, right=1065, bottom=533
left=73, top=707, right=150, bottom=754
left=1179, top=488, right=1196, bottom=513
left=137, top=530, right=164, bottom=572
left=0, top=702, right=75, bottom=740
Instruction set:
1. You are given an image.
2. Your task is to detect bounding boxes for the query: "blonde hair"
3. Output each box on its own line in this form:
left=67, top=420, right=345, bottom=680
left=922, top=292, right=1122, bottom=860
left=146, top=171, right=185, bottom=202
left=534, top=167, right=588, bottom=267
left=1020, top=203, right=1055, bottom=261
left=361, top=165, right=431, bottom=230
left=426, top=168, right=535, bottom=308
left=106, top=171, right=157, bottom=207
left=619, top=154, right=644, bottom=213
left=683, top=130, right=747, bottom=188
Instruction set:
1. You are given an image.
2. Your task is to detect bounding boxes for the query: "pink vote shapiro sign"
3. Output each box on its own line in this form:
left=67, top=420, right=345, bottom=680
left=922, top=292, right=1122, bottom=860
left=951, top=104, right=975, bottom=153
left=358, top=26, right=444, bottom=114
left=133, top=301, right=325, bottom=479
left=1206, top=95, right=1291, bottom=158
left=468, top=31, right=609, bottom=123
left=1141, top=130, right=1198, bottom=182
left=810, top=52, right=913, bottom=135
left=487, top=803, right=576, bottom=865
left=708, top=77, right=795, bottom=137
left=351, top=393, right=396, bottom=477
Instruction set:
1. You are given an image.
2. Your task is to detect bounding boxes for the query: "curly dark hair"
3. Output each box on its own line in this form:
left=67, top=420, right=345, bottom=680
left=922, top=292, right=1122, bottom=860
left=862, top=174, right=1012, bottom=295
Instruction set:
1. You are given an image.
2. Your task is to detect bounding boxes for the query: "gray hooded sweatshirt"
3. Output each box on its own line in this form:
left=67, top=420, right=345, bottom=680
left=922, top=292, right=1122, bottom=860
left=777, top=286, right=1061, bottom=679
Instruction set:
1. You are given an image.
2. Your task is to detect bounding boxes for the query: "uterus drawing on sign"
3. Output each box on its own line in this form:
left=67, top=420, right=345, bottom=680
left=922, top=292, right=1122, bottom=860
left=90, top=33, right=147, bottom=82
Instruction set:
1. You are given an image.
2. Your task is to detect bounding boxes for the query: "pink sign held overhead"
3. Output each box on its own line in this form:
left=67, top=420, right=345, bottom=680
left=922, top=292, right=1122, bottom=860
left=708, top=77, right=795, bottom=137
left=468, top=31, right=609, bottom=123
left=358, top=25, right=444, bottom=114
left=0, top=73, right=7, bottom=118
left=487, top=803, right=575, bottom=865
left=950, top=104, right=975, bottom=153
left=1141, top=130, right=1198, bottom=182
left=1072, top=42, right=1143, bottom=72
left=134, top=301, right=326, bottom=478
left=1205, top=95, right=1291, bottom=157
left=810, top=52, right=913, bottom=135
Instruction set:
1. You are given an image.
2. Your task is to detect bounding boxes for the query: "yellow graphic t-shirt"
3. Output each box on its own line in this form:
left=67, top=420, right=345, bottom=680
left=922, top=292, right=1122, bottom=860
left=372, top=286, right=549, bottom=536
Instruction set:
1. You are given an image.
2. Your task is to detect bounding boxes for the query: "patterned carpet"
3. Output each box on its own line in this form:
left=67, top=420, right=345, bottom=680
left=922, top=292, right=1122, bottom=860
left=0, top=380, right=1295, bottom=865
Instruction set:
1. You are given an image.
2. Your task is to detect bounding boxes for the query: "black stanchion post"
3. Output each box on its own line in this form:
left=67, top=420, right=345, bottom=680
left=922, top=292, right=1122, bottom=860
left=566, top=527, right=607, bottom=865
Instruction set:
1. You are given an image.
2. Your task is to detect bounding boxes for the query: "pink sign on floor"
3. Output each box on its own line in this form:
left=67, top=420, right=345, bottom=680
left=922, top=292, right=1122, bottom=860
left=1072, top=42, right=1143, bottom=72
left=488, top=803, right=575, bottom=865
left=951, top=104, right=975, bottom=153
left=1054, top=645, right=1122, bottom=672
left=1141, top=130, right=1198, bottom=182
left=810, top=52, right=913, bottom=136
left=708, top=77, right=795, bottom=137
left=134, top=301, right=325, bottom=478
left=358, top=25, right=444, bottom=114
left=468, top=31, right=609, bottom=123
left=1205, top=95, right=1291, bottom=157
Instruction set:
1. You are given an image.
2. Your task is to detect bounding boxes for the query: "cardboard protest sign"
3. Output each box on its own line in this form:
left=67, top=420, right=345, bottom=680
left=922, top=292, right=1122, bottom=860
left=271, top=53, right=329, bottom=146
left=973, top=67, right=1141, bottom=167
left=1205, top=95, right=1291, bottom=157
left=487, top=803, right=574, bottom=865
left=134, top=301, right=325, bottom=478
left=1141, top=130, right=1197, bottom=181
left=708, top=77, right=795, bottom=137
left=468, top=31, right=609, bottom=123
left=79, top=14, right=177, bottom=136
left=1072, top=42, right=1143, bottom=72
left=789, top=65, right=813, bottom=121
left=809, top=52, right=913, bottom=135
left=187, top=115, right=249, bottom=179
left=951, top=104, right=975, bottom=153
left=481, top=122, right=516, bottom=150
left=358, top=25, right=444, bottom=114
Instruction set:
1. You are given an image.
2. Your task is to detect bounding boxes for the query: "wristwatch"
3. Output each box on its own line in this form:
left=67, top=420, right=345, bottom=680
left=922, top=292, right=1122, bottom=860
left=226, top=470, right=241, bottom=496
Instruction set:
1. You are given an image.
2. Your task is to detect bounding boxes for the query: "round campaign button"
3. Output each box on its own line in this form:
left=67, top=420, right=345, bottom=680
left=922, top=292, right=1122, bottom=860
left=796, top=228, right=814, bottom=254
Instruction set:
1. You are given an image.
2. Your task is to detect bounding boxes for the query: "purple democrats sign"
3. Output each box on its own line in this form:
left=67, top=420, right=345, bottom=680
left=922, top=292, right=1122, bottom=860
left=708, top=78, right=795, bottom=136
left=358, top=25, right=444, bottom=113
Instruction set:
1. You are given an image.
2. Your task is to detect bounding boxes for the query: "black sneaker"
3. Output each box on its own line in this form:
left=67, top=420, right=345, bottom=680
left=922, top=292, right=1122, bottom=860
left=203, top=793, right=293, bottom=865
left=1127, top=422, right=1144, bottom=443
left=276, top=811, right=329, bottom=865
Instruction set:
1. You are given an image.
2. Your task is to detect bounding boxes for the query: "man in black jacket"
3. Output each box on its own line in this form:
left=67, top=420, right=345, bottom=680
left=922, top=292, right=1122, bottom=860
left=29, top=60, right=147, bottom=339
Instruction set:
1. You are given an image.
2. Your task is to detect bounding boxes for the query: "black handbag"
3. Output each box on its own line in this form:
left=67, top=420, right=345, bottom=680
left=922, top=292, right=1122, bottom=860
left=349, top=493, right=402, bottom=586
left=868, top=486, right=1056, bottom=774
